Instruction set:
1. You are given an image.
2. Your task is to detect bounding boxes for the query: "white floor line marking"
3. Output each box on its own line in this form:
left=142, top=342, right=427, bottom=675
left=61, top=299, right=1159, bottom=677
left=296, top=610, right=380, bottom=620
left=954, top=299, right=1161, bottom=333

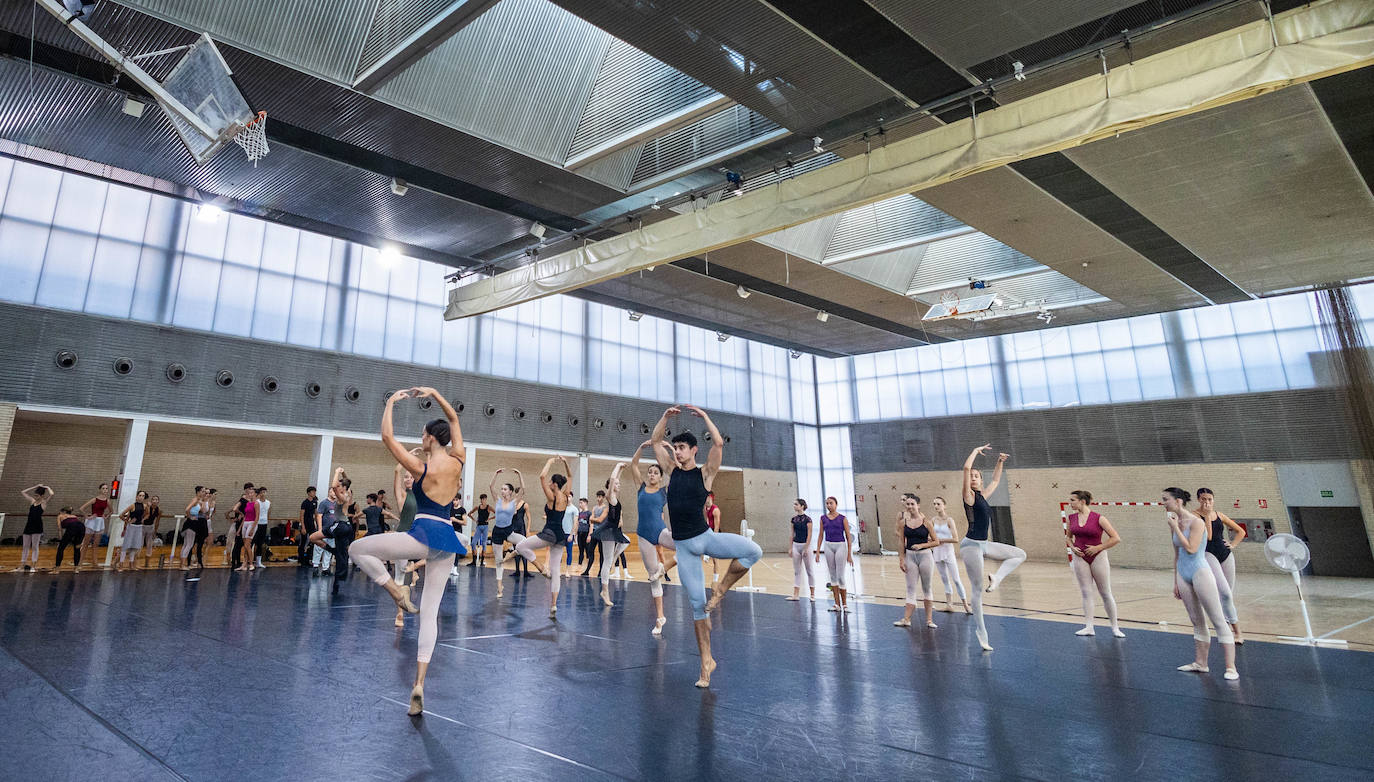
left=1319, top=614, right=1374, bottom=639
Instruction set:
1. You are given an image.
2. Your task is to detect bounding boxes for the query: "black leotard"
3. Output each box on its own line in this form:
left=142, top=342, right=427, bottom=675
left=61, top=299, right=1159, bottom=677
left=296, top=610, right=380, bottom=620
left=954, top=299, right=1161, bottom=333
left=666, top=467, right=709, bottom=541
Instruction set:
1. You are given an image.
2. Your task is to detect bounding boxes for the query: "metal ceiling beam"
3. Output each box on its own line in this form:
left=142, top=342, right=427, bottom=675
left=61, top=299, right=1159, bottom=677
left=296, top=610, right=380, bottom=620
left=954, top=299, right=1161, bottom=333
left=1309, top=66, right=1374, bottom=199
left=352, top=0, right=502, bottom=93
left=822, top=224, right=978, bottom=266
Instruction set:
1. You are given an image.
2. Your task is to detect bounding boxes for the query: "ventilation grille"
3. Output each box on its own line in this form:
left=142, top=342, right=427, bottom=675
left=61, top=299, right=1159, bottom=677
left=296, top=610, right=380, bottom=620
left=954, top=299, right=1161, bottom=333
left=630, top=104, right=780, bottom=186
left=356, top=0, right=456, bottom=77
left=825, top=196, right=965, bottom=260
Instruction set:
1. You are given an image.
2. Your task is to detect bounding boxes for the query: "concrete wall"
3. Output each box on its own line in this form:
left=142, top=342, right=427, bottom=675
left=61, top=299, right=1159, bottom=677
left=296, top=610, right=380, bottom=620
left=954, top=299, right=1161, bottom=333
left=856, top=462, right=1292, bottom=574
left=742, top=468, right=800, bottom=552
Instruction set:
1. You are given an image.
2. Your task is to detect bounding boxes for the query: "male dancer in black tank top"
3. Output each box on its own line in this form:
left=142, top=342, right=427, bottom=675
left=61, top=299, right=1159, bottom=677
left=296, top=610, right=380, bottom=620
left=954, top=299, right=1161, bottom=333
left=651, top=404, right=763, bottom=688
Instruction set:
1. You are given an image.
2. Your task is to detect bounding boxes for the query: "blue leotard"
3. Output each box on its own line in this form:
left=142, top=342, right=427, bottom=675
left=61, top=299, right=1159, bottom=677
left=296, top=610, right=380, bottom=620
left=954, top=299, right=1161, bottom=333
left=1175, top=517, right=1205, bottom=584
left=636, top=483, right=667, bottom=542
left=406, top=464, right=466, bottom=555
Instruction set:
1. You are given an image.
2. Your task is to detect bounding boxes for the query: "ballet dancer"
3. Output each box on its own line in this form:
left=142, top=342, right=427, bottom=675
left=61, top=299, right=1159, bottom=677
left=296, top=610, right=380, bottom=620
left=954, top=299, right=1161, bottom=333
left=487, top=469, right=523, bottom=598
left=17, top=485, right=52, bottom=573
left=1197, top=488, right=1245, bottom=644
left=960, top=445, right=1026, bottom=652
left=76, top=483, right=111, bottom=572
left=894, top=494, right=939, bottom=629
left=630, top=440, right=672, bottom=634
left=1165, top=488, right=1238, bottom=680
left=651, top=404, right=762, bottom=688
left=814, top=497, right=853, bottom=613
left=787, top=499, right=816, bottom=601
left=53, top=506, right=83, bottom=571
left=141, top=495, right=163, bottom=568
left=582, top=489, right=607, bottom=577
left=928, top=497, right=969, bottom=613
left=469, top=494, right=490, bottom=568
left=514, top=456, right=576, bottom=618
left=236, top=487, right=259, bottom=572
left=391, top=459, right=419, bottom=627
left=1065, top=490, right=1124, bottom=637
left=180, top=487, right=210, bottom=570
left=348, top=386, right=469, bottom=715
left=117, top=490, right=150, bottom=571
left=592, top=465, right=631, bottom=607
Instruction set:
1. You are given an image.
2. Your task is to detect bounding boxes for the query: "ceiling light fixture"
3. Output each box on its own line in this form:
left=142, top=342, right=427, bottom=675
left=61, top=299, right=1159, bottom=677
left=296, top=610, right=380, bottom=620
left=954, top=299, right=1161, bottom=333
left=736, top=285, right=751, bottom=299
left=812, top=136, right=824, bottom=154
left=816, top=310, right=830, bottom=323
left=378, top=245, right=401, bottom=267
left=789, top=349, right=802, bottom=359
left=716, top=331, right=730, bottom=342
left=194, top=203, right=224, bottom=223
left=651, top=197, right=661, bottom=210
left=627, top=310, right=644, bottom=322
left=390, top=177, right=409, bottom=196
left=528, top=222, right=546, bottom=239
left=1012, top=60, right=1026, bottom=81
left=121, top=97, right=146, bottom=118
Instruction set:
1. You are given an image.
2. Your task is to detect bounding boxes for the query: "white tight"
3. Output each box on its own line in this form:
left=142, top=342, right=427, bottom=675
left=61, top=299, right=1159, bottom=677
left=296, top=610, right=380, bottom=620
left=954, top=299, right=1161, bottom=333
left=638, top=537, right=664, bottom=597
left=180, top=528, right=195, bottom=560
left=312, top=542, right=333, bottom=571
left=1177, top=565, right=1235, bottom=645
left=934, top=558, right=965, bottom=600
left=959, top=539, right=1026, bottom=646
left=790, top=541, right=815, bottom=591
left=903, top=549, right=934, bottom=604
left=493, top=532, right=525, bottom=582
left=1204, top=552, right=1239, bottom=624
left=600, top=540, right=629, bottom=587
left=822, top=540, right=848, bottom=589
left=20, top=533, right=40, bottom=565
left=349, top=533, right=454, bottom=664
left=1070, top=553, right=1119, bottom=628
left=516, top=535, right=562, bottom=594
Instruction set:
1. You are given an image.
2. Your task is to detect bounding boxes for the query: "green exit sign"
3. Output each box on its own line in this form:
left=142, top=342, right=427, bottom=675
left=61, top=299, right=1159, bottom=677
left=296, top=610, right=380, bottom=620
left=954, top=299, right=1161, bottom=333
left=1320, top=490, right=1334, bottom=498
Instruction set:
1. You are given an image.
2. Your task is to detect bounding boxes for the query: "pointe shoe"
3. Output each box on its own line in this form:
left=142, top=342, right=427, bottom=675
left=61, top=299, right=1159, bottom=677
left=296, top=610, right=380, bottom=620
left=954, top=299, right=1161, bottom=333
left=695, top=659, right=717, bottom=689
left=977, top=634, right=993, bottom=652
left=962, top=601, right=972, bottom=615
left=407, top=685, right=424, bottom=716
left=984, top=575, right=996, bottom=593
left=1076, top=627, right=1096, bottom=637
left=392, top=584, right=419, bottom=614
left=549, top=605, right=558, bottom=620
left=1112, top=628, right=1126, bottom=638
left=1177, top=662, right=1209, bottom=673
left=893, top=618, right=911, bottom=627
left=1224, top=668, right=1239, bottom=681
left=944, top=601, right=954, bottom=613
left=533, top=560, right=550, bottom=579
left=601, top=588, right=614, bottom=607
left=828, top=605, right=839, bottom=612
left=652, top=617, right=667, bottom=637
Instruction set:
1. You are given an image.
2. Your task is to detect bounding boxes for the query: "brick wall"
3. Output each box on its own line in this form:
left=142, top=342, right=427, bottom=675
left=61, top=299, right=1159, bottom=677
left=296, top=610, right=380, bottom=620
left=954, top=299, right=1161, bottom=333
left=856, top=462, right=1291, bottom=574
left=0, top=416, right=126, bottom=539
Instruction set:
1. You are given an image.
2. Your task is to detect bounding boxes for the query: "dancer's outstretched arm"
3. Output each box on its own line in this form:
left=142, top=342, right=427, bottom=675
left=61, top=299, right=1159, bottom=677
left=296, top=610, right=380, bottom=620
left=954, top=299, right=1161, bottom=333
left=383, top=389, right=425, bottom=477
left=684, top=405, right=723, bottom=488
left=651, top=407, right=679, bottom=474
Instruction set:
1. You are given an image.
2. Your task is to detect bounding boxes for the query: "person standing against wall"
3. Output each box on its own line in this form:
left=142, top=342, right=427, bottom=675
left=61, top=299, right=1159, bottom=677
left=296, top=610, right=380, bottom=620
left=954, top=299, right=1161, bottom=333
left=76, top=483, right=111, bottom=571
left=16, top=485, right=52, bottom=573
left=297, top=486, right=318, bottom=568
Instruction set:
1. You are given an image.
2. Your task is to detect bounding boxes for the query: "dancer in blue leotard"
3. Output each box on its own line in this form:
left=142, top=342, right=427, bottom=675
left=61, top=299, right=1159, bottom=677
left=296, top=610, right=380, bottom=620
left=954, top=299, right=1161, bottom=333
left=348, top=387, right=469, bottom=715
left=630, top=439, right=672, bottom=636
left=1164, top=487, right=1237, bottom=681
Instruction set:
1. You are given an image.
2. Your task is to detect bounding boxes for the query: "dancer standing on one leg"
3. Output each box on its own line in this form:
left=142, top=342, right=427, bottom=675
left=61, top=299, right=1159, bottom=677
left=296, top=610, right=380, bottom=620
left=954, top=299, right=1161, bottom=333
left=17, top=485, right=52, bottom=573
left=895, top=494, right=939, bottom=629
left=787, top=500, right=816, bottom=601
left=487, top=470, right=524, bottom=598
left=76, top=483, right=111, bottom=573
left=959, top=445, right=1026, bottom=652
left=630, top=440, right=672, bottom=634
left=514, top=456, right=575, bottom=618
left=1065, top=490, right=1124, bottom=638
left=651, top=404, right=762, bottom=688
left=348, top=386, right=469, bottom=715
left=1197, top=488, right=1245, bottom=644
left=592, top=465, right=631, bottom=607
left=814, top=497, right=853, bottom=613
left=392, top=460, right=418, bottom=628
left=1165, top=488, right=1238, bottom=680
left=929, top=497, right=969, bottom=614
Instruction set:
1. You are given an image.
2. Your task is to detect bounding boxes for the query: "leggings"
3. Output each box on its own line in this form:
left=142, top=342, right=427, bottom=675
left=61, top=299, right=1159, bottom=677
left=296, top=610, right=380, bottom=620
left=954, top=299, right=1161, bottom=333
left=1204, top=552, right=1238, bottom=624
left=494, top=532, right=526, bottom=581
left=21, top=533, right=41, bottom=565
left=472, top=524, right=488, bottom=554
left=670, top=529, right=762, bottom=620
left=599, top=540, right=630, bottom=588
left=55, top=529, right=83, bottom=567
left=959, top=539, right=1027, bottom=645
left=181, top=528, right=196, bottom=560
left=790, top=541, right=816, bottom=590
left=903, top=549, right=934, bottom=604
left=638, top=537, right=665, bottom=597
left=516, top=535, right=564, bottom=594
left=821, top=540, right=848, bottom=589
left=934, top=558, right=966, bottom=600
left=1177, top=562, right=1235, bottom=645
left=349, top=533, right=455, bottom=664
left=1070, top=552, right=1119, bottom=627
left=312, top=540, right=333, bottom=571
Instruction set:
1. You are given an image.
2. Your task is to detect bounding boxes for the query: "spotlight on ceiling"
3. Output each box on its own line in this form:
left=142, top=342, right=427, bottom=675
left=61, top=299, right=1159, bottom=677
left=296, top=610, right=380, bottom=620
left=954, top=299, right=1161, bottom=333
left=816, top=310, right=830, bottom=323
left=378, top=245, right=401, bottom=267
left=194, top=203, right=224, bottom=223
left=716, top=331, right=730, bottom=342
left=789, top=349, right=802, bottom=359
left=627, top=310, right=644, bottom=322
left=390, top=177, right=409, bottom=196
left=528, top=222, right=546, bottom=239
left=62, top=1, right=97, bottom=19
left=1012, top=60, right=1026, bottom=81
left=735, top=285, right=751, bottom=299
left=812, top=136, right=824, bottom=154
left=121, top=97, right=146, bottom=118
left=650, top=197, right=661, bottom=210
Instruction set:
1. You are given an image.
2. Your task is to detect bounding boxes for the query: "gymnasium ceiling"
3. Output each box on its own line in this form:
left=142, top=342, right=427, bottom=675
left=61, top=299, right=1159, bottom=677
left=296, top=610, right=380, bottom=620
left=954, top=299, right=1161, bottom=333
left=0, top=0, right=1369, bottom=357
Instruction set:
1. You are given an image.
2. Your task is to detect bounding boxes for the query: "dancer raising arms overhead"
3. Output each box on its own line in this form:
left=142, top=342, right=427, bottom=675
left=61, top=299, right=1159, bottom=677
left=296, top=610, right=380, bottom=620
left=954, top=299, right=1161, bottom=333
left=514, top=455, right=576, bottom=618
left=347, top=386, right=469, bottom=716
left=651, top=404, right=762, bottom=688
left=487, top=468, right=524, bottom=598
left=959, top=445, right=1026, bottom=652
left=630, top=440, right=673, bottom=635
left=591, top=463, right=631, bottom=608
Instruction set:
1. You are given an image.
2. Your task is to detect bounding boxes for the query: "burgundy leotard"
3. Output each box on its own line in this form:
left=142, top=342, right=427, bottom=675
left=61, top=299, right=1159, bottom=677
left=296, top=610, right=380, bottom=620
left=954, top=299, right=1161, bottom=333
left=1069, top=511, right=1104, bottom=563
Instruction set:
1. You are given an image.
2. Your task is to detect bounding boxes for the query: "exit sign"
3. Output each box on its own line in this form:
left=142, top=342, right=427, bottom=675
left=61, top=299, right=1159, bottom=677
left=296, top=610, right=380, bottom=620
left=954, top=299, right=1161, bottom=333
left=1320, top=490, right=1334, bottom=498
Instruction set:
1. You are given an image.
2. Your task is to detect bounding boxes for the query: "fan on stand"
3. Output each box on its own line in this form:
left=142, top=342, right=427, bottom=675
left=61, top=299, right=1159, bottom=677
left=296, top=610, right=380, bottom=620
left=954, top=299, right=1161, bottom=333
left=735, top=520, right=766, bottom=592
left=1264, top=533, right=1347, bottom=647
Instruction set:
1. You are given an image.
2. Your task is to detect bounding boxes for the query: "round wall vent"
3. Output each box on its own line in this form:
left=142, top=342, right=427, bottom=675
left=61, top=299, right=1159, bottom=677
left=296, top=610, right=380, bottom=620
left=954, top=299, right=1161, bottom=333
left=261, top=376, right=279, bottom=394
left=615, top=420, right=628, bottom=432
left=344, top=386, right=360, bottom=403
left=165, top=363, right=186, bottom=383
left=540, top=411, right=554, bottom=424
left=567, top=415, right=580, bottom=428
left=638, top=422, right=651, bottom=436
left=511, top=408, right=526, bottom=421
left=112, top=357, right=134, bottom=376
left=305, top=382, right=322, bottom=398
left=54, top=350, right=78, bottom=370
left=592, top=418, right=604, bottom=430
left=215, top=370, right=234, bottom=388
left=417, top=397, right=433, bottom=410
left=483, top=404, right=497, bottom=418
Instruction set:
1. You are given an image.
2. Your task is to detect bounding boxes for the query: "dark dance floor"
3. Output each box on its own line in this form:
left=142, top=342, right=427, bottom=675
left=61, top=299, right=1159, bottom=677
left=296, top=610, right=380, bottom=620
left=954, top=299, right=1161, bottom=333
left=2, top=565, right=1371, bottom=781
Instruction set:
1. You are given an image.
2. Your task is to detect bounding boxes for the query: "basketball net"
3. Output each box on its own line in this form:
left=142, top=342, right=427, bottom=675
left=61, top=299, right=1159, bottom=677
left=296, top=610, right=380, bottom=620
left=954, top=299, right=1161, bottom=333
left=232, top=111, right=269, bottom=166
left=939, top=290, right=960, bottom=316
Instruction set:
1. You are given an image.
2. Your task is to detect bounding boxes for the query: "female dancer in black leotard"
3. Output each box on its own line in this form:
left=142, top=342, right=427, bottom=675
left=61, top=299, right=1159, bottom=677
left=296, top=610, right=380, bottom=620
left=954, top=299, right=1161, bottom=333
left=1197, top=488, right=1245, bottom=644
left=894, top=494, right=940, bottom=629
left=960, top=445, right=1026, bottom=652
left=17, top=485, right=51, bottom=573
left=592, top=463, right=631, bottom=607
left=514, top=456, right=576, bottom=618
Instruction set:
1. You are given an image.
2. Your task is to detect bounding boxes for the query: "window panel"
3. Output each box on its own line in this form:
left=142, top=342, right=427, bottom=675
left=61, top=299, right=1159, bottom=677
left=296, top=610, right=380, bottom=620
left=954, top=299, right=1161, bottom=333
left=4, top=163, right=61, bottom=223
left=36, top=229, right=97, bottom=310
left=212, top=262, right=257, bottom=337
left=98, top=187, right=151, bottom=242
left=0, top=219, right=49, bottom=303
left=251, top=271, right=293, bottom=342
left=384, top=298, right=416, bottom=363
left=84, top=239, right=140, bottom=317
left=287, top=280, right=326, bottom=348
left=183, top=212, right=229, bottom=259
left=171, top=256, right=220, bottom=330
left=222, top=215, right=265, bottom=268
left=260, top=223, right=299, bottom=273
left=1103, top=349, right=1142, bottom=401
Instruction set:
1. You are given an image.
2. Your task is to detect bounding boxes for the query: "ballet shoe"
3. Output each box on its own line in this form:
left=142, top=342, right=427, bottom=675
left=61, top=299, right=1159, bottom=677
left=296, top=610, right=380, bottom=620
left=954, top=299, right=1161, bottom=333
left=1076, top=627, right=1096, bottom=637
left=785, top=596, right=799, bottom=601
left=962, top=602, right=972, bottom=615
left=549, top=605, right=557, bottom=620
left=828, top=605, right=840, bottom=612
left=977, top=634, right=993, bottom=652
left=601, top=588, right=614, bottom=607
left=649, top=564, right=665, bottom=584
left=393, top=584, right=419, bottom=614
left=695, top=659, right=717, bottom=689
left=1177, top=662, right=1208, bottom=673
left=1224, top=668, right=1240, bottom=681
left=533, top=560, right=550, bottom=578
left=893, top=618, right=911, bottom=627
left=1111, top=628, right=1126, bottom=638
left=926, top=621, right=938, bottom=629
left=407, top=685, right=424, bottom=716
left=651, top=617, right=667, bottom=637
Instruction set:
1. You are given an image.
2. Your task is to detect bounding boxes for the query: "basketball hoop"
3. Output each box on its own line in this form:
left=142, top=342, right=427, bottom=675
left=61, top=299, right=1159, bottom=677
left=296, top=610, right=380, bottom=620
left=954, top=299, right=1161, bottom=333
left=232, top=111, right=269, bottom=165
left=939, top=290, right=960, bottom=316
